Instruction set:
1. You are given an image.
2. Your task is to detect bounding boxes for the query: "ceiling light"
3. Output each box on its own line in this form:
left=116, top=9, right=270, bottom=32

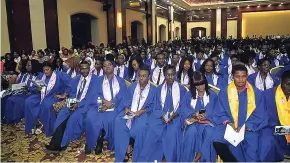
left=227, top=6, right=229, bottom=8
left=268, top=4, right=271, bottom=6
left=237, top=6, right=239, bottom=8
left=218, top=7, right=220, bottom=9
left=167, top=0, right=169, bottom=2
left=281, top=3, right=283, bottom=5
left=208, top=8, right=210, bottom=9
left=199, top=8, right=201, bottom=10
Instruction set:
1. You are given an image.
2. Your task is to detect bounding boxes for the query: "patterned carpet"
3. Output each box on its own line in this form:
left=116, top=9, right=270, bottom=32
left=1, top=123, right=115, bottom=162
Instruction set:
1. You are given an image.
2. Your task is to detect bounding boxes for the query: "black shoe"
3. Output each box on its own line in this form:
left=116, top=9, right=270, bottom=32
left=94, top=137, right=104, bottom=155
left=45, top=144, right=61, bottom=154
left=84, top=144, right=91, bottom=155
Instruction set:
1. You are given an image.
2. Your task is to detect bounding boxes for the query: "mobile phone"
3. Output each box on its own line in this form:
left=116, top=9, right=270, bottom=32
left=199, top=109, right=206, bottom=114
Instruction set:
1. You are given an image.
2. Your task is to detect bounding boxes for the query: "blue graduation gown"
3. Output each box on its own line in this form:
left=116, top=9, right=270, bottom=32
left=5, top=73, right=43, bottom=124
left=276, top=65, right=290, bottom=78
left=138, top=83, right=187, bottom=162
left=248, top=72, right=280, bottom=91
left=1, top=73, right=27, bottom=121
left=114, top=83, right=157, bottom=162
left=52, top=75, right=99, bottom=147
left=85, top=75, right=127, bottom=151
left=205, top=74, right=224, bottom=89
left=212, top=86, right=268, bottom=162
left=115, top=66, right=129, bottom=81
left=24, top=72, right=71, bottom=137
left=180, top=91, right=218, bottom=162
left=258, top=88, right=289, bottom=161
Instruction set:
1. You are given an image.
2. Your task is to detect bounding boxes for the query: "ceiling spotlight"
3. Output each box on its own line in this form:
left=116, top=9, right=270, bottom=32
left=268, top=4, right=271, bottom=6
left=281, top=3, right=283, bottom=5
left=167, top=0, right=169, bottom=2
left=208, top=8, right=210, bottom=9
left=237, top=6, right=239, bottom=8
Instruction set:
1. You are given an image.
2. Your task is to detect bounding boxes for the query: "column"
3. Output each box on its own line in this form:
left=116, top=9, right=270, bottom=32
left=216, top=8, right=221, bottom=38
left=221, top=8, right=227, bottom=38
left=151, top=0, right=156, bottom=45
left=106, top=0, right=116, bottom=46
left=1, top=0, right=11, bottom=54
left=146, top=0, right=152, bottom=45
left=210, top=9, right=216, bottom=37
left=181, top=11, right=187, bottom=40
left=115, top=0, right=122, bottom=44
left=168, top=5, right=174, bottom=40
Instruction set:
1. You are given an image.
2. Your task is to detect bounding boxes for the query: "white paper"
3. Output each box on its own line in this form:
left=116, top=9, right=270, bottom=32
left=105, top=108, right=115, bottom=112
left=123, top=112, right=136, bottom=120
left=11, top=83, right=26, bottom=91
left=224, top=124, right=245, bottom=147
left=0, top=90, right=7, bottom=98
left=275, top=126, right=290, bottom=135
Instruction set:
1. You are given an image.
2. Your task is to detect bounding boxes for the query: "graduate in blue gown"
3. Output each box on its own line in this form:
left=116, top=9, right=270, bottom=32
left=258, top=70, right=290, bottom=161
left=248, top=58, right=280, bottom=91
left=200, top=58, right=224, bottom=89
left=91, top=56, right=104, bottom=77
left=276, top=65, right=290, bottom=78
left=138, top=65, right=187, bottom=162
left=114, top=53, right=129, bottom=80
left=150, top=52, right=166, bottom=86
left=180, top=71, right=218, bottom=162
left=24, top=61, right=71, bottom=137
left=277, top=45, right=290, bottom=65
left=128, top=55, right=143, bottom=83
left=177, top=57, right=193, bottom=88
left=84, top=59, right=127, bottom=154
left=1, top=59, right=29, bottom=121
left=54, top=57, right=67, bottom=72
left=114, top=66, right=157, bottom=162
left=5, top=60, right=42, bottom=124
left=45, top=61, right=99, bottom=153
left=212, top=64, right=268, bottom=162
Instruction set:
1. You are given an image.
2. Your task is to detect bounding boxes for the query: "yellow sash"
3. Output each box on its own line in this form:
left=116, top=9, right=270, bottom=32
left=275, top=85, right=290, bottom=143
left=227, top=81, right=256, bottom=128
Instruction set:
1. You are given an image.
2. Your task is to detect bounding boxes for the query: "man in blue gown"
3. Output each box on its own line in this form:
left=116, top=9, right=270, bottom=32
left=212, top=64, right=268, bottom=162
left=114, top=66, right=157, bottom=162
left=45, top=61, right=98, bottom=153
left=138, top=64, right=187, bottom=162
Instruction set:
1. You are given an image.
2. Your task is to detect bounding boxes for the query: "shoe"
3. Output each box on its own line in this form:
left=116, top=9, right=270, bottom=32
left=44, top=145, right=60, bottom=154
left=84, top=144, right=91, bottom=155
left=94, top=137, right=104, bottom=155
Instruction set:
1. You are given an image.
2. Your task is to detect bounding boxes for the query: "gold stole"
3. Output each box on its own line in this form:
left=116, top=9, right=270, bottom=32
left=227, top=82, right=256, bottom=128
left=275, top=85, right=290, bottom=143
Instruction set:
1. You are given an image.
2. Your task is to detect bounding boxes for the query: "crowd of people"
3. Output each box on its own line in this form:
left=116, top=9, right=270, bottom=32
left=1, top=36, right=290, bottom=162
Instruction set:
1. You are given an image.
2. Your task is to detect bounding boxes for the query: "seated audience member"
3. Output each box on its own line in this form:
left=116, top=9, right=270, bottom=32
left=114, top=53, right=129, bottom=80
left=177, top=57, right=193, bottom=88
left=259, top=70, right=290, bottom=161
left=114, top=66, right=157, bottom=162
left=248, top=58, right=280, bottom=91
left=212, top=64, right=267, bottom=162
left=150, top=52, right=166, bottom=86
left=180, top=71, right=218, bottom=162
left=128, top=55, right=143, bottom=83
left=5, top=60, right=42, bottom=124
left=24, top=61, right=71, bottom=137
left=45, top=61, right=98, bottom=154
left=84, top=58, right=127, bottom=154
left=138, top=65, right=187, bottom=162
left=200, top=58, right=224, bottom=88
left=92, top=57, right=104, bottom=77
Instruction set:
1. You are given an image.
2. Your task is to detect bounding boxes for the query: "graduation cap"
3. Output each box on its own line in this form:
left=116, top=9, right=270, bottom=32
left=270, top=66, right=285, bottom=75
left=208, top=84, right=220, bottom=94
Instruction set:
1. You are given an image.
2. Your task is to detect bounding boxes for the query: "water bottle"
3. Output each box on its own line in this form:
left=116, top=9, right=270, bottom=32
left=97, top=97, right=102, bottom=107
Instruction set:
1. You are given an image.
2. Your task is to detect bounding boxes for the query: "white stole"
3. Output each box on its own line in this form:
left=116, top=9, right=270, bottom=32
left=228, top=74, right=233, bottom=84
left=93, top=68, right=103, bottom=76
left=76, top=74, right=92, bottom=102
left=212, top=74, right=218, bottom=86
left=41, top=71, right=57, bottom=102
left=246, top=65, right=256, bottom=75
left=152, top=66, right=164, bottom=85
left=150, top=59, right=156, bottom=70
left=181, top=71, right=189, bottom=85
left=114, top=65, right=125, bottom=78
left=255, top=72, right=274, bottom=91
left=160, top=81, right=180, bottom=112
left=130, top=83, right=150, bottom=112
left=190, top=91, right=210, bottom=109
left=30, top=76, right=37, bottom=87
left=66, top=68, right=76, bottom=78
left=102, top=75, right=120, bottom=101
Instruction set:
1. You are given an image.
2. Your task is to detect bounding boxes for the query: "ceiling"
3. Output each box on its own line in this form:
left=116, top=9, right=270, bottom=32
left=156, top=0, right=290, bottom=10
